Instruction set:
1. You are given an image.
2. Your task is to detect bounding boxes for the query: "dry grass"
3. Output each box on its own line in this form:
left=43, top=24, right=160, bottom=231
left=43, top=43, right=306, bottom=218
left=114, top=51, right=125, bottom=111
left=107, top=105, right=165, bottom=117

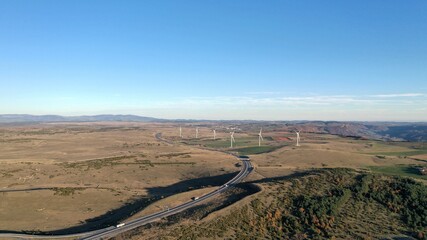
left=412, top=154, right=427, bottom=160
left=0, top=188, right=122, bottom=231
left=0, top=123, right=238, bottom=232
left=1, top=123, right=425, bottom=234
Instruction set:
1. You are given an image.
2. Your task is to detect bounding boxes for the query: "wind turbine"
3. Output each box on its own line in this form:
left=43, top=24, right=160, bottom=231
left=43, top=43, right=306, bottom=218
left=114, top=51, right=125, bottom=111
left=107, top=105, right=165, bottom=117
left=295, top=131, right=301, bottom=147
left=213, top=129, right=216, bottom=140
left=258, top=128, right=264, bottom=146
left=230, top=132, right=235, bottom=148
left=179, top=126, right=182, bottom=138
left=196, top=127, right=199, bottom=139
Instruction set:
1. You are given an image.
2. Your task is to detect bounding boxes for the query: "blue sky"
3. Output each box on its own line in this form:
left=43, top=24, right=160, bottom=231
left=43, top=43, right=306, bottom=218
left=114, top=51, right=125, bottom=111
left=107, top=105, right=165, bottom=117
left=1, top=1, right=426, bottom=121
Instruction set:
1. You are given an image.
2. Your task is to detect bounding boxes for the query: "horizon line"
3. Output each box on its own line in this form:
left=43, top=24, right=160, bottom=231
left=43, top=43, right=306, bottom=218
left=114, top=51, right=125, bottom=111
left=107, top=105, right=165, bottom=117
left=0, top=113, right=426, bottom=123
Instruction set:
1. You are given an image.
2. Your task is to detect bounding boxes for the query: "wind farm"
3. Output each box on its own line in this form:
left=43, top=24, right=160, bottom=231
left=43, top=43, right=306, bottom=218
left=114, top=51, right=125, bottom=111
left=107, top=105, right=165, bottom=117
left=1, top=118, right=427, bottom=240
left=1, top=1, right=426, bottom=239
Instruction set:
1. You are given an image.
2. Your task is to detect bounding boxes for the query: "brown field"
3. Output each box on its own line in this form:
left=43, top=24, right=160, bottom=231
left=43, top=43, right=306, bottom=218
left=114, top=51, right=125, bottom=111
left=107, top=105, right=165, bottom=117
left=0, top=122, right=237, bottom=232
left=412, top=154, right=427, bottom=160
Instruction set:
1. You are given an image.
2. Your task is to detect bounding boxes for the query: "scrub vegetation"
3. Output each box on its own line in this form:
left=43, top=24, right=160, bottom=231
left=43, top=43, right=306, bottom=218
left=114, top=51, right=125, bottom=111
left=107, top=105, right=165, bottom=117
left=131, top=169, right=427, bottom=240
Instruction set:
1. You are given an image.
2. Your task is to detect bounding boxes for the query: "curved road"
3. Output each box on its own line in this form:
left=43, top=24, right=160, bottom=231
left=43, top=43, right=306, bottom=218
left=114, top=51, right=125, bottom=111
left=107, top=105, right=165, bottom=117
left=0, top=133, right=253, bottom=240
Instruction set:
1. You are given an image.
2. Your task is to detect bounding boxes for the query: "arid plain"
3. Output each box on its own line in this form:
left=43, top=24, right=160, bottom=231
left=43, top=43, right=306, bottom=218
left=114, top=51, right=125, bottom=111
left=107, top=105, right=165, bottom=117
left=0, top=122, right=238, bottom=232
left=0, top=122, right=426, bottom=235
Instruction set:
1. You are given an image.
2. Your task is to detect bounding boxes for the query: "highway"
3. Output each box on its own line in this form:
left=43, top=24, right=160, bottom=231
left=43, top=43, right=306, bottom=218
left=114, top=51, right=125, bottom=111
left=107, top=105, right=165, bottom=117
left=0, top=134, right=252, bottom=240
left=82, top=157, right=252, bottom=240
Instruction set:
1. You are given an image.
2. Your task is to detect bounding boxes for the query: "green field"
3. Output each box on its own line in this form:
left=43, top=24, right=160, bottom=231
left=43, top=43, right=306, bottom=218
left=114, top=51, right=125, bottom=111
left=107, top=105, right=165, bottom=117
left=183, top=137, right=283, bottom=155
left=362, top=141, right=427, bottom=157
left=186, top=137, right=264, bottom=149
left=235, top=145, right=282, bottom=155
left=368, top=165, right=427, bottom=180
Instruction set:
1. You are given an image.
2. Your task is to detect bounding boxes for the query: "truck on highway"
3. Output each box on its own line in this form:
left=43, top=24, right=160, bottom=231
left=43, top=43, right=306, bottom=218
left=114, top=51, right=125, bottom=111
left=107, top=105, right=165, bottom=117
left=116, top=223, right=125, bottom=228
left=192, top=196, right=200, bottom=201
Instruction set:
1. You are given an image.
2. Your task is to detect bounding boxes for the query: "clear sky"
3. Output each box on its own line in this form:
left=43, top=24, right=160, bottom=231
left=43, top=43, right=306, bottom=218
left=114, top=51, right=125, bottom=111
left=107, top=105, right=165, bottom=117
left=1, top=1, right=426, bottom=121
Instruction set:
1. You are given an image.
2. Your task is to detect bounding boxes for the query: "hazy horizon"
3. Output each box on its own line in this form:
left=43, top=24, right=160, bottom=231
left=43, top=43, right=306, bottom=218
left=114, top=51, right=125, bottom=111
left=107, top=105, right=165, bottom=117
left=1, top=113, right=427, bottom=123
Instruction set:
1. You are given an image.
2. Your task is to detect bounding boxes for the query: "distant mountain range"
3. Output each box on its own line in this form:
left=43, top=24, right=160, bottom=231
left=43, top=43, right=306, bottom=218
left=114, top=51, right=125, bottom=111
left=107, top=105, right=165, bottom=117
left=1, top=114, right=426, bottom=142
left=0, top=114, right=160, bottom=123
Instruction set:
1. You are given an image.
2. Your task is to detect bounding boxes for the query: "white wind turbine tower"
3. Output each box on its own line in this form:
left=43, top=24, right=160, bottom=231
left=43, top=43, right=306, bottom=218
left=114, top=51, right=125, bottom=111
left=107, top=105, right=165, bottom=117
left=230, top=132, right=235, bottom=148
left=295, top=131, right=301, bottom=147
left=213, top=129, right=216, bottom=140
left=179, top=126, right=182, bottom=138
left=196, top=127, right=199, bottom=139
left=258, top=128, right=264, bottom=146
